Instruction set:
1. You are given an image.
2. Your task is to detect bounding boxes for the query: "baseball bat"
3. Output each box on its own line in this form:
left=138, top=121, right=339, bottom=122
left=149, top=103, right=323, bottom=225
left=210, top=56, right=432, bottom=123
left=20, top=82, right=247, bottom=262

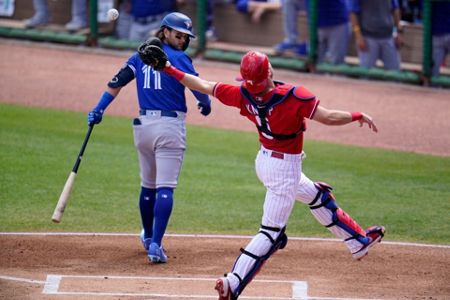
left=52, top=124, right=94, bottom=223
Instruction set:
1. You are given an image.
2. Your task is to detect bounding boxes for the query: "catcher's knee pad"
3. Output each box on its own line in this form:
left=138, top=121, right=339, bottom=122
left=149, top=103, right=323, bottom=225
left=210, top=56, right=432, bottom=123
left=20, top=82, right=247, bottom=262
left=232, top=225, right=288, bottom=298
left=308, top=182, right=365, bottom=240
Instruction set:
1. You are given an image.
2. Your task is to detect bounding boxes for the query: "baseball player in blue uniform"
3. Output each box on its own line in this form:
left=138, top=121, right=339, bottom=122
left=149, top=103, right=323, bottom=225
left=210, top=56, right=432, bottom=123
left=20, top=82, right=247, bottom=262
left=87, top=12, right=211, bottom=263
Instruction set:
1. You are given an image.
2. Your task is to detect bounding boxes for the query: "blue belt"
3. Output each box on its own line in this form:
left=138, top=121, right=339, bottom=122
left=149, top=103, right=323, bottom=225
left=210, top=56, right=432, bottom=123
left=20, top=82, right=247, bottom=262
left=139, top=109, right=178, bottom=118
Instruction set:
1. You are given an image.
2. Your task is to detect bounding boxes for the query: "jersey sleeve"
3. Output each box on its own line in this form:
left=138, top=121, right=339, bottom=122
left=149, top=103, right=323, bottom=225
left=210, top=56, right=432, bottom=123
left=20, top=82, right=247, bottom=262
left=125, top=53, right=140, bottom=75
left=213, top=83, right=243, bottom=108
left=294, top=86, right=320, bottom=119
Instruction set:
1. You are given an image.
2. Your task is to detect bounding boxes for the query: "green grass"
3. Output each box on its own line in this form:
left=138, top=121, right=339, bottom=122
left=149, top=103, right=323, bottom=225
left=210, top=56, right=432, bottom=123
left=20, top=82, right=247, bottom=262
left=0, top=103, right=449, bottom=244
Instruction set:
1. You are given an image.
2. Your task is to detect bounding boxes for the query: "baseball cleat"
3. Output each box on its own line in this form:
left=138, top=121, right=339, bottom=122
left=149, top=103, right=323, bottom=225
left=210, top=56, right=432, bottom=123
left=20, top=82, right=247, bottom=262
left=140, top=229, right=151, bottom=251
left=148, top=242, right=168, bottom=263
left=352, top=225, right=386, bottom=260
left=215, top=277, right=232, bottom=300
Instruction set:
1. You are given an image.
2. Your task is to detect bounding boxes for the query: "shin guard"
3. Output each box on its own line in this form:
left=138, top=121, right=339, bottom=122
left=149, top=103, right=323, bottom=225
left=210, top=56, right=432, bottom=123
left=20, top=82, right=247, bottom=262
left=308, top=182, right=366, bottom=244
left=230, top=225, right=288, bottom=299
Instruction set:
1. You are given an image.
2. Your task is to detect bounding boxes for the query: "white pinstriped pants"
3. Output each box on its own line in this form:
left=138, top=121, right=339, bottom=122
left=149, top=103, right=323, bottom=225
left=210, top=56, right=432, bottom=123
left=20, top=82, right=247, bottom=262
left=227, top=146, right=303, bottom=292
left=227, top=146, right=365, bottom=293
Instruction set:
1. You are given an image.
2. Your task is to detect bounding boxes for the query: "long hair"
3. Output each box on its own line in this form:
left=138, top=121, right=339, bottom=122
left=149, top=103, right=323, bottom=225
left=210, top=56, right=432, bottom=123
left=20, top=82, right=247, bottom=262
left=155, top=27, right=166, bottom=41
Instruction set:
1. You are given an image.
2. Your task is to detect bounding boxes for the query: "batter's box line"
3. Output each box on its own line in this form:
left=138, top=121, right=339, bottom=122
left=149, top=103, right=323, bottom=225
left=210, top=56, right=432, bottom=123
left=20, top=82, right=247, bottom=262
left=42, top=274, right=308, bottom=299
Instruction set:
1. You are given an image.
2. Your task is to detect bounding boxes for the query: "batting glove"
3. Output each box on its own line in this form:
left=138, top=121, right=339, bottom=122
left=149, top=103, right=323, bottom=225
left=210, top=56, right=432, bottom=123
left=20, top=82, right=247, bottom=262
left=88, top=109, right=103, bottom=125
left=197, top=100, right=211, bottom=116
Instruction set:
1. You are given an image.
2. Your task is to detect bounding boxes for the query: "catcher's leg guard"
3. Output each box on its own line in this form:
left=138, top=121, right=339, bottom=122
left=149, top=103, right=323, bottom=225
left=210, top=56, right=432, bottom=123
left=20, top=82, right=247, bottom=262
left=228, top=225, right=288, bottom=299
left=308, top=182, right=368, bottom=252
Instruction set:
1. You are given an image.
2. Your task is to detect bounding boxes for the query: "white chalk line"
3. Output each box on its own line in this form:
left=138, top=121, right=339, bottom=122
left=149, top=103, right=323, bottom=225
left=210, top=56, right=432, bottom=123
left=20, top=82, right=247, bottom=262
left=0, top=273, right=390, bottom=299
left=1, top=232, right=449, bottom=249
left=0, top=275, right=45, bottom=284
left=39, top=274, right=305, bottom=299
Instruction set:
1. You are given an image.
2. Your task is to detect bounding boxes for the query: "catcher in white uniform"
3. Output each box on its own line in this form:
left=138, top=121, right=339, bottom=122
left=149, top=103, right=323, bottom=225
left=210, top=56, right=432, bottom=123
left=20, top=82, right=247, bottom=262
left=139, top=45, right=385, bottom=300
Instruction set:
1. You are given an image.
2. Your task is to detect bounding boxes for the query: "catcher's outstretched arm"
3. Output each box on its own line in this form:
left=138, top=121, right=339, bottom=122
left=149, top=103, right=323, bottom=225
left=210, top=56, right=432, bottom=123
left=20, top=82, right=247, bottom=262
left=313, top=106, right=378, bottom=132
left=164, top=61, right=217, bottom=96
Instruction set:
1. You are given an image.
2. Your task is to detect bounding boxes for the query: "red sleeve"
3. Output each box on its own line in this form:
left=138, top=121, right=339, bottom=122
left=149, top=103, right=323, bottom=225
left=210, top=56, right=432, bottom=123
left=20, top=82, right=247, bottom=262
left=293, top=86, right=320, bottom=119
left=306, top=99, right=320, bottom=119
left=213, top=83, right=243, bottom=108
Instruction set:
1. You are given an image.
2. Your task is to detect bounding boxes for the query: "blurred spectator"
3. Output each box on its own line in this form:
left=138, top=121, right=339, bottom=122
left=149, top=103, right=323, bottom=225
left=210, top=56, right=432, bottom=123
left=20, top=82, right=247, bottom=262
left=65, top=0, right=88, bottom=31
left=206, top=0, right=218, bottom=41
left=316, top=0, right=350, bottom=64
left=274, top=0, right=308, bottom=56
left=125, top=0, right=182, bottom=42
left=206, top=0, right=236, bottom=42
left=24, top=0, right=87, bottom=30
left=399, top=0, right=422, bottom=24
left=235, top=0, right=281, bottom=24
left=115, top=0, right=133, bottom=40
left=431, top=1, right=450, bottom=77
left=23, top=0, right=50, bottom=28
left=348, top=0, right=403, bottom=70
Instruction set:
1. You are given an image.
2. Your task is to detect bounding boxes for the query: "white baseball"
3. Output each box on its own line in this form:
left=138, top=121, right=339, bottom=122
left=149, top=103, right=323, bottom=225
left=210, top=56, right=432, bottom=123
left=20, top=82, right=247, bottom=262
left=107, top=8, right=119, bottom=21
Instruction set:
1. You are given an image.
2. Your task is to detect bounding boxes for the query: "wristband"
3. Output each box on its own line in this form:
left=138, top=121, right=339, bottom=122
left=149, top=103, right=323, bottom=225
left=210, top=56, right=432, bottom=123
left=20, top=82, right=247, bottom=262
left=94, top=91, right=115, bottom=112
left=351, top=112, right=363, bottom=121
left=164, top=65, right=185, bottom=81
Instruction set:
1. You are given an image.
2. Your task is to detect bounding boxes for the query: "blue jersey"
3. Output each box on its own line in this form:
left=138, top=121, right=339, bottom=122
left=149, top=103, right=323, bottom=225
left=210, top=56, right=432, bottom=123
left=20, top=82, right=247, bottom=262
left=316, top=0, right=349, bottom=28
left=432, top=2, right=450, bottom=36
left=126, top=44, right=209, bottom=112
left=131, top=0, right=175, bottom=18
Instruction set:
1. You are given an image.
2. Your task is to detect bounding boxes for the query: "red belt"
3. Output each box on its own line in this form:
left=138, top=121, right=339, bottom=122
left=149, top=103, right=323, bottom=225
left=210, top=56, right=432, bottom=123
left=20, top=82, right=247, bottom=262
left=271, top=151, right=284, bottom=160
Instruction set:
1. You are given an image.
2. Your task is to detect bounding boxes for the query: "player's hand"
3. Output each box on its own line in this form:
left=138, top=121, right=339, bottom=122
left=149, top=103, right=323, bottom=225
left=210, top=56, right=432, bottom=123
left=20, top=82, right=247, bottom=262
left=359, top=113, right=378, bottom=133
left=197, top=100, right=211, bottom=116
left=88, top=109, right=103, bottom=125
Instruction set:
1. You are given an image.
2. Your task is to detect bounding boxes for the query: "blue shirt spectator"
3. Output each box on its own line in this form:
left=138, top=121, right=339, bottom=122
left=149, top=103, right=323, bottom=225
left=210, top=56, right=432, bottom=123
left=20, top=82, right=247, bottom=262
left=314, top=0, right=350, bottom=64
left=431, top=1, right=450, bottom=76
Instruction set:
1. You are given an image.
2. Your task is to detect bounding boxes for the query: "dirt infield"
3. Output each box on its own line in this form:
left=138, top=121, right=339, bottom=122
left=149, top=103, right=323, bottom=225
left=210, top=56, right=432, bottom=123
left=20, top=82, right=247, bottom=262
left=1, top=234, right=450, bottom=299
left=0, top=40, right=449, bottom=299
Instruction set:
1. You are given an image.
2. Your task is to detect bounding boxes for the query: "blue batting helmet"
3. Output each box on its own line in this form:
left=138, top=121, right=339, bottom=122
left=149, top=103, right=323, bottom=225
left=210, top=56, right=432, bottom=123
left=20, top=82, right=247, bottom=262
left=160, top=12, right=195, bottom=38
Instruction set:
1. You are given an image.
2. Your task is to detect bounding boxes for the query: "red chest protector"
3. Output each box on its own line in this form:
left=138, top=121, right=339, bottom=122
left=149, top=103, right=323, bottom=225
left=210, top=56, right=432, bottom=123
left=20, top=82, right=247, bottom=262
left=240, top=81, right=315, bottom=140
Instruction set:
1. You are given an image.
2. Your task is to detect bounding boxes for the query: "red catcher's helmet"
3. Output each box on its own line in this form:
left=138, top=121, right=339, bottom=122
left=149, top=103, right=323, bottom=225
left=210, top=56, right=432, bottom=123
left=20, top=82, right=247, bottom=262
left=239, top=51, right=270, bottom=94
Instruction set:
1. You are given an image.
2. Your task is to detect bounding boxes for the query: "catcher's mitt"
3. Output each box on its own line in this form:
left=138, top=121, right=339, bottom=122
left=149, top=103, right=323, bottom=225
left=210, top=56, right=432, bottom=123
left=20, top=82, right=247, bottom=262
left=137, top=37, right=168, bottom=71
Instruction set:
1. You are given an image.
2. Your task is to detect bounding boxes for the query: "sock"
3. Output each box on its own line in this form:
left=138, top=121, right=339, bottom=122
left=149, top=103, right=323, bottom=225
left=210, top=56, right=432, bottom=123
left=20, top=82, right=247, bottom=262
left=139, top=186, right=156, bottom=239
left=152, top=187, right=174, bottom=246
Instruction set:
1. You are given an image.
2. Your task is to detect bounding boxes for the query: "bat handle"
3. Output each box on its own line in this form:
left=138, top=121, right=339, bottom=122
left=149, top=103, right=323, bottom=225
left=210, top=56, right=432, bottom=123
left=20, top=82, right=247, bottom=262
left=73, top=124, right=94, bottom=173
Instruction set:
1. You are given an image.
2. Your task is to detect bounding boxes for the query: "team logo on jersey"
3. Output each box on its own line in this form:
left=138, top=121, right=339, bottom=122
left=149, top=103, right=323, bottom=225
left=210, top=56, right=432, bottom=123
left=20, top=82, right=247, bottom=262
left=246, top=104, right=258, bottom=115
left=245, top=104, right=274, bottom=116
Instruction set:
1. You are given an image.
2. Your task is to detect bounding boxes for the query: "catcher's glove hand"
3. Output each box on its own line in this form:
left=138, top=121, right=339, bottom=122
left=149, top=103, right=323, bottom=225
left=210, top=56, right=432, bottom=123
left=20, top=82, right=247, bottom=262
left=138, top=37, right=168, bottom=71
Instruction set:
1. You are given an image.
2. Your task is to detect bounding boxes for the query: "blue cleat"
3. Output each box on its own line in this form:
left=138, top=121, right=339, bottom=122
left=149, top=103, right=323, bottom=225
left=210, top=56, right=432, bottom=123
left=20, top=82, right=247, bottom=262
left=140, top=229, right=151, bottom=251
left=148, top=242, right=168, bottom=263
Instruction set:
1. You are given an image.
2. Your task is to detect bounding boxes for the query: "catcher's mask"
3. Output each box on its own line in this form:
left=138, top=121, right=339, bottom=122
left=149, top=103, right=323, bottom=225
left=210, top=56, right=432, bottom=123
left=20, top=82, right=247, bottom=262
left=237, top=51, right=271, bottom=95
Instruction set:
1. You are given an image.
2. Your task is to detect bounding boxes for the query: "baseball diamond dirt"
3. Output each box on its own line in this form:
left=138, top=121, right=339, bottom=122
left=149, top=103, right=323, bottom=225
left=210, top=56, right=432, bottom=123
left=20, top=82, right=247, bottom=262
left=0, top=39, right=449, bottom=299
